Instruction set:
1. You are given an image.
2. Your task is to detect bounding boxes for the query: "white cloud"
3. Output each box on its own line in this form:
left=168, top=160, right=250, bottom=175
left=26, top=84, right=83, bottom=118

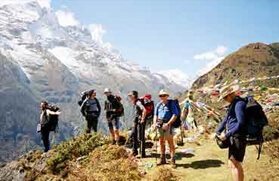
left=55, top=10, right=79, bottom=27
left=194, top=45, right=228, bottom=61
left=37, top=0, right=51, bottom=9
left=215, top=45, right=227, bottom=56
left=194, top=45, right=228, bottom=76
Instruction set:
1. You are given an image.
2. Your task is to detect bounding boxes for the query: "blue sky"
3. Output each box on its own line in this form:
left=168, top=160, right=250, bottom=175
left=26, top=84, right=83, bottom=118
left=51, top=0, right=279, bottom=76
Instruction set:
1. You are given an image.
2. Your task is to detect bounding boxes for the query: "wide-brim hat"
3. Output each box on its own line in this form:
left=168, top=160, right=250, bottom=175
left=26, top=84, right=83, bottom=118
left=158, top=89, right=169, bottom=96
left=104, top=88, right=111, bottom=93
left=218, top=85, right=240, bottom=101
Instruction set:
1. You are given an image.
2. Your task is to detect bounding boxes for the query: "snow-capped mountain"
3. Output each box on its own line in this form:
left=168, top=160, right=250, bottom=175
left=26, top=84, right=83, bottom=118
left=0, top=0, right=187, bottom=162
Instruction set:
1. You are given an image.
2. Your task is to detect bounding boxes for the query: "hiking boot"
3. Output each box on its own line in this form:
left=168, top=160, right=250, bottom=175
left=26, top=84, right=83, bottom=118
left=171, top=159, right=176, bottom=169
left=111, top=140, right=116, bottom=145
left=133, top=151, right=138, bottom=156
left=159, top=155, right=166, bottom=165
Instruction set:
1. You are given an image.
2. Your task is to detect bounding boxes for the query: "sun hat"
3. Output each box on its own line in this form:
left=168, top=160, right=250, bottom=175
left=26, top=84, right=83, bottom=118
left=158, top=89, right=169, bottom=96
left=104, top=88, right=111, bottom=93
left=218, top=85, right=241, bottom=102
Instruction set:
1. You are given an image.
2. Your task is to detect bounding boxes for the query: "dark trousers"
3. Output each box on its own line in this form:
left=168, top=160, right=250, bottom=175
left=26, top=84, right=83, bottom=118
left=86, top=115, right=98, bottom=133
left=41, top=128, right=50, bottom=152
left=132, top=121, right=139, bottom=154
left=139, top=122, right=146, bottom=157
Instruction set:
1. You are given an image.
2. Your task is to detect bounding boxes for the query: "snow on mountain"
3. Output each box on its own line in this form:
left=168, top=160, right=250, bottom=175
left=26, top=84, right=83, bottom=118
left=157, top=69, right=191, bottom=89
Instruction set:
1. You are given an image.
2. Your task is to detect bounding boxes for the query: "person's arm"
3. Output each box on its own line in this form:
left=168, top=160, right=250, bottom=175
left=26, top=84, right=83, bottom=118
left=215, top=114, right=228, bottom=134
left=225, top=101, right=246, bottom=138
left=47, top=109, right=61, bottom=116
left=153, top=104, right=159, bottom=126
left=137, top=101, right=146, bottom=123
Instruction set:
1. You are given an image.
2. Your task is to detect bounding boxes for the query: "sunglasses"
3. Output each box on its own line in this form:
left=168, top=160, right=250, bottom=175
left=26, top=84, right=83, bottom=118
left=159, top=95, right=168, bottom=98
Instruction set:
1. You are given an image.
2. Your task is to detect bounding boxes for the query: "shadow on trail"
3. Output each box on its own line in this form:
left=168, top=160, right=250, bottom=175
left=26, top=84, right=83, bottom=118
left=149, top=153, right=195, bottom=160
left=176, top=159, right=224, bottom=169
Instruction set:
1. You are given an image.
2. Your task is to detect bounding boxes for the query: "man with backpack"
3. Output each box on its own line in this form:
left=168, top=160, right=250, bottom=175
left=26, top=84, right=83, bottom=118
left=153, top=90, right=179, bottom=168
left=128, top=90, right=147, bottom=157
left=80, top=89, right=101, bottom=133
left=104, top=88, right=124, bottom=145
left=39, top=101, right=61, bottom=152
left=216, top=85, right=247, bottom=181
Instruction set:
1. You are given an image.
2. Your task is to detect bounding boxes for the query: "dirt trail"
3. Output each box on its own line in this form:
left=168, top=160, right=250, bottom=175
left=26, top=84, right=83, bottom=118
left=138, top=136, right=270, bottom=181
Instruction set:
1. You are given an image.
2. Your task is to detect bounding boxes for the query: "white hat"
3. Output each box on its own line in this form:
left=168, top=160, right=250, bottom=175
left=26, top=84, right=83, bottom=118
left=218, top=85, right=240, bottom=101
left=104, top=88, right=111, bottom=93
left=158, top=89, right=170, bottom=96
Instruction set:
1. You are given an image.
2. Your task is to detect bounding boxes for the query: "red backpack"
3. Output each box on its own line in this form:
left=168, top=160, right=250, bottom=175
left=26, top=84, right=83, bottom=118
left=139, top=94, right=154, bottom=119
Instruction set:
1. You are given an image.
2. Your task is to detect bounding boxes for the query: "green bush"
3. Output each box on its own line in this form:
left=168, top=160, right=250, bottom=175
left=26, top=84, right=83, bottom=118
left=47, top=133, right=109, bottom=174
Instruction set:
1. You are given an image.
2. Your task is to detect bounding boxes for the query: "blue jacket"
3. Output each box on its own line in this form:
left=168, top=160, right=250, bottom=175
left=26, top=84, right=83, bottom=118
left=216, top=97, right=247, bottom=138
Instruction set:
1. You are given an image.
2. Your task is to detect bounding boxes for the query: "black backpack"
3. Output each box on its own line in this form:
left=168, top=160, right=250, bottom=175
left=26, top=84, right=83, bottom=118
left=244, top=96, right=268, bottom=159
left=44, top=105, right=60, bottom=132
left=78, top=90, right=90, bottom=106
left=168, top=99, right=182, bottom=128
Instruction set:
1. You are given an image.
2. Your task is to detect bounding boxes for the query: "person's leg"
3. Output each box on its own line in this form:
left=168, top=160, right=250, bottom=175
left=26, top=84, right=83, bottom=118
left=41, top=129, right=50, bottom=152
left=228, top=159, right=244, bottom=181
left=108, top=118, right=116, bottom=144
left=139, top=122, right=146, bottom=157
left=92, top=117, right=98, bottom=132
left=85, top=116, right=92, bottom=133
left=114, top=117, right=120, bottom=145
left=132, top=121, right=138, bottom=155
left=166, top=127, right=176, bottom=168
left=159, top=131, right=166, bottom=164
left=228, top=137, right=246, bottom=181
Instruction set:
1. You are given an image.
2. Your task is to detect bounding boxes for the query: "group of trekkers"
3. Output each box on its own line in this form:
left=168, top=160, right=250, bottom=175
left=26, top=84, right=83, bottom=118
left=38, top=84, right=268, bottom=181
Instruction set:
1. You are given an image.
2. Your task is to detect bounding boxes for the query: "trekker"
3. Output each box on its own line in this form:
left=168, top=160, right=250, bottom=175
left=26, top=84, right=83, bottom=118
left=216, top=85, right=247, bottom=181
left=153, top=90, right=179, bottom=168
left=128, top=91, right=147, bottom=157
left=181, top=91, right=198, bottom=131
left=80, top=89, right=101, bottom=133
left=39, top=101, right=61, bottom=152
left=104, top=88, right=123, bottom=145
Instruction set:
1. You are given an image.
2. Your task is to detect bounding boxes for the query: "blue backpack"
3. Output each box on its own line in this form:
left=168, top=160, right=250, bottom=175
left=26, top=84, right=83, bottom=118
left=168, top=99, right=182, bottom=128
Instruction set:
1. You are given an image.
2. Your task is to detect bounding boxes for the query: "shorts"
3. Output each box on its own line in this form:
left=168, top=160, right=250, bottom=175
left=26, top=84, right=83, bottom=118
left=107, top=116, right=120, bottom=130
left=228, top=136, right=247, bottom=162
left=158, top=126, right=172, bottom=139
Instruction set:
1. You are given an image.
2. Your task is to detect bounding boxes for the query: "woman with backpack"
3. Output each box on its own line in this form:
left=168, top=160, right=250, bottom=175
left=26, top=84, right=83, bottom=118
left=153, top=90, right=179, bottom=168
left=39, top=101, right=61, bottom=153
left=80, top=89, right=101, bottom=133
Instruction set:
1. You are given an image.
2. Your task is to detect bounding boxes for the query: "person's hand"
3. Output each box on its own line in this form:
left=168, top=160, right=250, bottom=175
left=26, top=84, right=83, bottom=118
left=152, top=124, right=157, bottom=131
left=162, top=123, right=169, bottom=131
left=218, top=133, right=227, bottom=141
left=140, top=119, right=145, bottom=124
left=56, top=111, right=61, bottom=115
left=211, top=133, right=217, bottom=140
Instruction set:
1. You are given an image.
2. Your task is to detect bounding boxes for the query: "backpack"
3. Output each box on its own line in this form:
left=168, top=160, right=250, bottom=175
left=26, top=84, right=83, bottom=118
left=78, top=90, right=90, bottom=106
left=115, top=96, right=124, bottom=117
left=44, top=105, right=60, bottom=132
left=244, top=96, right=268, bottom=159
left=159, top=99, right=181, bottom=128
left=139, top=98, right=155, bottom=119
